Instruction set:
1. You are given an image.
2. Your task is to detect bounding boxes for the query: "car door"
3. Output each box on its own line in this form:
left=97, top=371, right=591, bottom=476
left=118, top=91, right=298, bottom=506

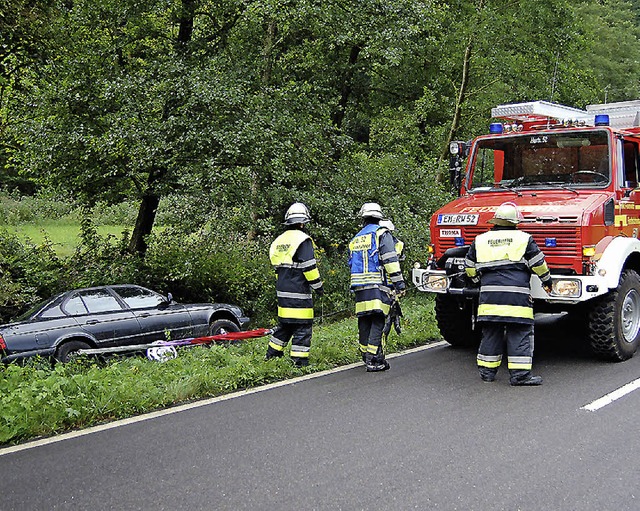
left=110, top=286, right=195, bottom=343
left=69, top=288, right=144, bottom=347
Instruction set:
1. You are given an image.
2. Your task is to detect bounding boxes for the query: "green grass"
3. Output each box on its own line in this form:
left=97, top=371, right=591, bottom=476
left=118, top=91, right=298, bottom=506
left=3, top=222, right=129, bottom=257
left=0, top=294, right=442, bottom=446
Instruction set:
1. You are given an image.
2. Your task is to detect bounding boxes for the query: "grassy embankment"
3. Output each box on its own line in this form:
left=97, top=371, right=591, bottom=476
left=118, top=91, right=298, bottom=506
left=5, top=222, right=127, bottom=257
left=0, top=294, right=442, bottom=446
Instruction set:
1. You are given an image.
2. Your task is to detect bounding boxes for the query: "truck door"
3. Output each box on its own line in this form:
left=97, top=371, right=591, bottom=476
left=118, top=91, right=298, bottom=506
left=620, top=140, right=640, bottom=236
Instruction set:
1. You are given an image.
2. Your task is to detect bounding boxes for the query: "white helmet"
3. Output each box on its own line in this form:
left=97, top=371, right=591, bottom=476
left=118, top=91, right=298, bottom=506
left=379, top=219, right=395, bottom=231
left=284, top=202, right=311, bottom=225
left=358, top=202, right=384, bottom=220
left=488, top=202, right=523, bottom=226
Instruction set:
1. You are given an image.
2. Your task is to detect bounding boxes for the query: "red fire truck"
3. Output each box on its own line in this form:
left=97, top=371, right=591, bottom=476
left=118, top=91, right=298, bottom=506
left=412, top=100, right=640, bottom=361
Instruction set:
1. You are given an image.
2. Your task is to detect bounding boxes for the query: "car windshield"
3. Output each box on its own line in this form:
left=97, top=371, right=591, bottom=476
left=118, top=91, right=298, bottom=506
left=468, top=131, right=610, bottom=191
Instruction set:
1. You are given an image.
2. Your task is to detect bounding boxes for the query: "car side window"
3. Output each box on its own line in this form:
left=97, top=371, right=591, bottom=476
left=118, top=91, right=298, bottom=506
left=63, top=294, right=89, bottom=316
left=113, top=286, right=165, bottom=309
left=80, top=289, right=122, bottom=313
left=37, top=295, right=66, bottom=319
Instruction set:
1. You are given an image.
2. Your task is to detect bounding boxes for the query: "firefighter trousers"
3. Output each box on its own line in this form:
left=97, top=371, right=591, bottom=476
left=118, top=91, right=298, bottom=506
left=266, top=322, right=312, bottom=363
left=358, top=313, right=386, bottom=360
left=477, top=322, right=534, bottom=380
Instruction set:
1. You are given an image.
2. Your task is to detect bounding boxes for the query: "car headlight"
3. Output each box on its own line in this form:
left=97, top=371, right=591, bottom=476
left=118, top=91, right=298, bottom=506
left=423, top=273, right=449, bottom=292
left=552, top=279, right=581, bottom=298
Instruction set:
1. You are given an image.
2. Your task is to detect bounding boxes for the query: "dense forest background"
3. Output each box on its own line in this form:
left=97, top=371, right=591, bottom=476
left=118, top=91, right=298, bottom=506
left=1, top=0, right=640, bottom=323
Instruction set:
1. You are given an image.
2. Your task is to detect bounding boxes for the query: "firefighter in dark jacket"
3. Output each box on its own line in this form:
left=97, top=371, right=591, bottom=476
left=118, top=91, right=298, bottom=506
left=349, top=203, right=406, bottom=372
left=465, top=202, right=552, bottom=386
left=265, top=202, right=324, bottom=367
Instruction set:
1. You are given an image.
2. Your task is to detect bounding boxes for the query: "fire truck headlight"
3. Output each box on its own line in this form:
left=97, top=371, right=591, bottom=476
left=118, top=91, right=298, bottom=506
left=424, top=273, right=449, bottom=292
left=552, top=279, right=581, bottom=298
left=449, top=142, right=460, bottom=155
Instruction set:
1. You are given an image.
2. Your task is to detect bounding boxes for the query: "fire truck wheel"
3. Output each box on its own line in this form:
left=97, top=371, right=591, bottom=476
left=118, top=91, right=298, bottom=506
left=588, top=269, right=640, bottom=361
left=435, top=294, right=481, bottom=348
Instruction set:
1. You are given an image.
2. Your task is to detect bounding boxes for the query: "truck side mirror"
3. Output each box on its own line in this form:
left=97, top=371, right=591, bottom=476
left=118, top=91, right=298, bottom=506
left=448, top=141, right=470, bottom=197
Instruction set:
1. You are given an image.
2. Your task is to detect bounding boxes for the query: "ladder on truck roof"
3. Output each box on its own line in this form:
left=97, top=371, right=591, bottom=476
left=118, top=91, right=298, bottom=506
left=492, top=100, right=640, bottom=129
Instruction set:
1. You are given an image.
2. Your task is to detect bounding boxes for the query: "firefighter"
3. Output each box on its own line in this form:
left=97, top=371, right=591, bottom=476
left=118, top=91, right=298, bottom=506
left=349, top=203, right=406, bottom=372
left=464, top=202, right=552, bottom=386
left=265, top=202, right=324, bottom=367
left=379, top=219, right=405, bottom=262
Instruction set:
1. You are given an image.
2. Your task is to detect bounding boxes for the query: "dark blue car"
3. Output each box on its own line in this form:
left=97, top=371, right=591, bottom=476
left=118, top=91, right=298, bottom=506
left=0, top=285, right=250, bottom=362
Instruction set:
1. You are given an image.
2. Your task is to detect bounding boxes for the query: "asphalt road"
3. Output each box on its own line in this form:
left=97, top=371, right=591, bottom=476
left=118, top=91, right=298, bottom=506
left=2, top=314, right=640, bottom=510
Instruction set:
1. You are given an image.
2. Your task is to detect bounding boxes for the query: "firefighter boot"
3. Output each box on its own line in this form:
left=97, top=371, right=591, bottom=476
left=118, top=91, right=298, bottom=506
left=375, top=346, right=391, bottom=371
left=365, top=352, right=388, bottom=372
left=264, top=346, right=284, bottom=361
left=292, top=357, right=309, bottom=368
left=510, top=374, right=543, bottom=386
left=479, top=368, right=496, bottom=382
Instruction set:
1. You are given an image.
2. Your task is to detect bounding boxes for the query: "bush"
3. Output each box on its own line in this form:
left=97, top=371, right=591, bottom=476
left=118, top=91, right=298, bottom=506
left=0, top=229, right=64, bottom=321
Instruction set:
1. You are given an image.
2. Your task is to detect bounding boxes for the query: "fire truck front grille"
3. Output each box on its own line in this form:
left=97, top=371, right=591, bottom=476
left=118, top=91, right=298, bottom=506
left=436, top=225, right=581, bottom=270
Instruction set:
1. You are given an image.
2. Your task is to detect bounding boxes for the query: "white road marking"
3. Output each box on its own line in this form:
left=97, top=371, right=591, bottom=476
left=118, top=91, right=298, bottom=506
left=581, top=377, right=640, bottom=412
left=0, top=341, right=448, bottom=456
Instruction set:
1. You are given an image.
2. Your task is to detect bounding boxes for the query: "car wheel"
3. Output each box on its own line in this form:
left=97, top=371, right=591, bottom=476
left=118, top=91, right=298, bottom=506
left=55, top=340, right=91, bottom=363
left=209, top=319, right=240, bottom=336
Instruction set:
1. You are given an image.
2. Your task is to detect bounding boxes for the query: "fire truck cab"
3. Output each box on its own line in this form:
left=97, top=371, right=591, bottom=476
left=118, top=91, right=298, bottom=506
left=413, top=100, right=640, bottom=361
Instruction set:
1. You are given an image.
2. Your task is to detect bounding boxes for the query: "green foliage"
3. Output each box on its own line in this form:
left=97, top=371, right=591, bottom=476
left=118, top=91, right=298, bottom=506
left=0, top=294, right=440, bottom=445
left=142, top=228, right=276, bottom=324
left=0, top=229, right=63, bottom=320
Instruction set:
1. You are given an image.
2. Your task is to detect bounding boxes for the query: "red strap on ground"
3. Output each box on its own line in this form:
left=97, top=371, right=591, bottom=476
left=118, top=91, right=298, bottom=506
left=189, top=328, right=273, bottom=344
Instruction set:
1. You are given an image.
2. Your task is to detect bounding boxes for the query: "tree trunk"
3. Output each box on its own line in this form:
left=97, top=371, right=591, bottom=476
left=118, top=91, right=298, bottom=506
left=127, top=0, right=195, bottom=256
left=128, top=190, right=160, bottom=255
left=436, top=38, right=473, bottom=185
left=177, top=0, right=196, bottom=45
left=440, top=37, right=473, bottom=163
left=245, top=20, right=278, bottom=240
left=332, top=44, right=361, bottom=130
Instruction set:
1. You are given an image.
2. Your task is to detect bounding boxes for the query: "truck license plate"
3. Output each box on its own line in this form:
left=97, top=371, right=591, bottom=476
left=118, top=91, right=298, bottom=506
left=437, top=214, right=479, bottom=225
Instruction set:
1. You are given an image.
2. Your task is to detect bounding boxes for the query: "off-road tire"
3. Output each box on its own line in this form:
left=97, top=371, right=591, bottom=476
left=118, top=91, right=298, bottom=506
left=435, top=294, right=481, bottom=348
left=588, top=269, right=640, bottom=361
left=55, top=340, right=91, bottom=363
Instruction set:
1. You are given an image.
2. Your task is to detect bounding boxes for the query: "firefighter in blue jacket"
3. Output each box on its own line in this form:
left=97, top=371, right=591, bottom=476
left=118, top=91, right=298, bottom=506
left=265, top=202, right=324, bottom=367
left=464, top=202, right=552, bottom=386
left=349, top=203, right=406, bottom=372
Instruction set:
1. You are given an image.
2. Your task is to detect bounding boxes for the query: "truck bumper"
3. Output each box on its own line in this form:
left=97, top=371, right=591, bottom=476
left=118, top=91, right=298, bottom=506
left=412, top=267, right=612, bottom=304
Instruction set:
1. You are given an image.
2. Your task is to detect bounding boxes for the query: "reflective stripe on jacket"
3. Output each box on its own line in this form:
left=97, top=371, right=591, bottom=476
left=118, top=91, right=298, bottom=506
left=349, top=224, right=405, bottom=316
left=349, top=225, right=404, bottom=289
left=464, top=227, right=551, bottom=324
left=270, top=229, right=323, bottom=323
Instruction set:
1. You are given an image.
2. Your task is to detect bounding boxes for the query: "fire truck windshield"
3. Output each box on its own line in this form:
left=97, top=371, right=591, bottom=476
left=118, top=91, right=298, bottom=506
left=467, top=131, right=610, bottom=191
